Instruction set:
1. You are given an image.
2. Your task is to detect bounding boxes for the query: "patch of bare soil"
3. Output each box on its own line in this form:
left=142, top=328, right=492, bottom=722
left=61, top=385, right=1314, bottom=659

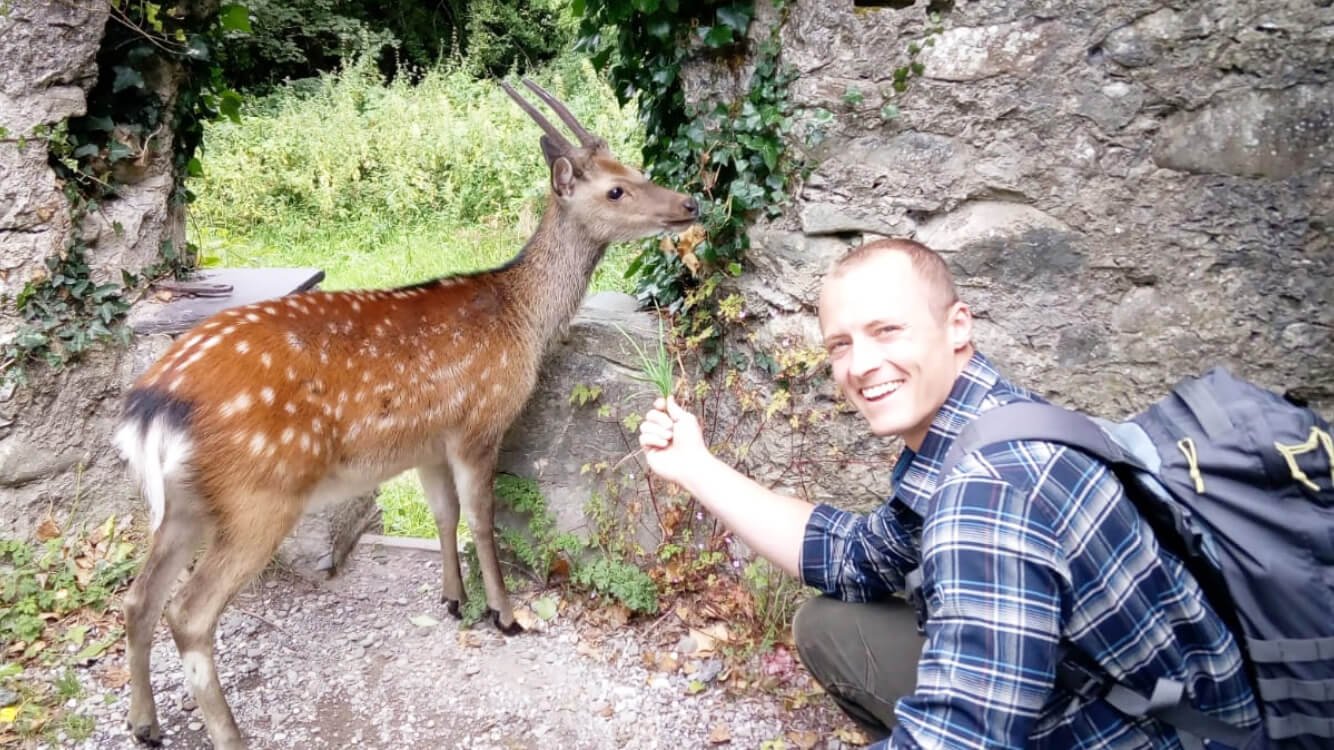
left=64, top=544, right=866, bottom=749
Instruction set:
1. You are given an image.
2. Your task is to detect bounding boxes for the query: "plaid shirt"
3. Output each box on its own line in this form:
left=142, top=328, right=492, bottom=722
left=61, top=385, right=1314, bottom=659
left=801, top=353, right=1259, bottom=749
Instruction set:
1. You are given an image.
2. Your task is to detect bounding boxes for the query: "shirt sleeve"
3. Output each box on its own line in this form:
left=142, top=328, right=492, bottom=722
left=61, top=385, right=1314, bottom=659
left=799, top=500, right=920, bottom=602
left=890, top=465, right=1067, bottom=749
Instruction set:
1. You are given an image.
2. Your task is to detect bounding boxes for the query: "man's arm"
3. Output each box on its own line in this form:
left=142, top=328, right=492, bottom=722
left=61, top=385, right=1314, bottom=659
left=637, top=397, right=813, bottom=577
left=887, top=462, right=1065, bottom=749
left=639, top=398, right=918, bottom=597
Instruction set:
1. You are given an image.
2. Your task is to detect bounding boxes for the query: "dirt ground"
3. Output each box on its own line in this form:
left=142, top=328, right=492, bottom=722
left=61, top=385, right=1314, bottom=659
left=63, top=542, right=864, bottom=749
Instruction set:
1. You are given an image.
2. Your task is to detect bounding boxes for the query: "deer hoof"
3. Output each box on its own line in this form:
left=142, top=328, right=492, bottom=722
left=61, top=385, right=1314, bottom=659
left=441, top=597, right=462, bottom=619
left=126, top=718, right=163, bottom=746
left=488, top=608, right=524, bottom=636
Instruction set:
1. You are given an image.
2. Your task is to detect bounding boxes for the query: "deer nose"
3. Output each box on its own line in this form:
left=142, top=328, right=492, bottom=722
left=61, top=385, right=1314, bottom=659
left=683, top=197, right=700, bottom=218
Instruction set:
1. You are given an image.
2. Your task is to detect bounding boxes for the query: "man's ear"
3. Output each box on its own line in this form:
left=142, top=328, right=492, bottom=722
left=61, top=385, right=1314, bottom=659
left=551, top=156, right=576, bottom=198
left=947, top=302, right=974, bottom=352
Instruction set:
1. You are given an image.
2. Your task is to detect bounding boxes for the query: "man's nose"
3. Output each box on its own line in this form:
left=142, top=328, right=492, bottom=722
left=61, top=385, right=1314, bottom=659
left=847, top=341, right=879, bottom=378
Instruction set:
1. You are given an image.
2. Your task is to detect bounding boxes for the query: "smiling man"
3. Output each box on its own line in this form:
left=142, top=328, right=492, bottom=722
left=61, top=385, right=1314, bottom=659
left=637, top=239, right=1258, bottom=749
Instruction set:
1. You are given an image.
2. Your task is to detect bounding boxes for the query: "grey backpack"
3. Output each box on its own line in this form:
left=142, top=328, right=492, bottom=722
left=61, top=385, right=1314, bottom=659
left=941, top=368, right=1334, bottom=750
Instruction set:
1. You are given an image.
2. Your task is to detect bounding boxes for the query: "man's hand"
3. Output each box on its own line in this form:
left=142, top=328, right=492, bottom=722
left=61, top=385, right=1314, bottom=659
left=638, top=396, right=711, bottom=489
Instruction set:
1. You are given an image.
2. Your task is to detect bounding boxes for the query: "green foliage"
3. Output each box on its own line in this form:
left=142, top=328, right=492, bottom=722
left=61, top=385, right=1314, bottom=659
left=576, top=1, right=797, bottom=315
left=571, top=555, right=659, bottom=614
left=616, top=317, right=675, bottom=398
left=216, top=0, right=571, bottom=90
left=2, top=196, right=132, bottom=382
left=0, top=530, right=136, bottom=652
left=193, top=51, right=643, bottom=291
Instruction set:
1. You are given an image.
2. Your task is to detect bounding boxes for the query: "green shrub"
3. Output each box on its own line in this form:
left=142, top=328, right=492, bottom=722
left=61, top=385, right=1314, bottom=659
left=194, top=50, right=644, bottom=291
left=219, top=0, right=572, bottom=90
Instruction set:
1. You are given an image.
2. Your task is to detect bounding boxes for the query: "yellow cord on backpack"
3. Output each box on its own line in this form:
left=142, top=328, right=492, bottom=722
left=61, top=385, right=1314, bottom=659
left=1177, top=438, right=1205, bottom=493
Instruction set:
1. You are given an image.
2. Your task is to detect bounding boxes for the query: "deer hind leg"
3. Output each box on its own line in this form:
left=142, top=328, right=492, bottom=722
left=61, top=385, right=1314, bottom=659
left=449, top=441, right=521, bottom=635
left=164, top=503, right=297, bottom=750
left=418, top=463, right=466, bottom=618
left=123, top=503, right=204, bottom=746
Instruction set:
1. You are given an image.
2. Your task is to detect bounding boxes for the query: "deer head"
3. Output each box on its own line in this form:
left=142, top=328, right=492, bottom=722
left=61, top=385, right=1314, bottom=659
left=501, top=79, right=699, bottom=245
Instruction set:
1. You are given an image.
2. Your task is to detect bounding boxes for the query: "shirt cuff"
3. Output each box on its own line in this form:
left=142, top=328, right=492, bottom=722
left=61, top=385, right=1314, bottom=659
left=799, top=502, right=860, bottom=594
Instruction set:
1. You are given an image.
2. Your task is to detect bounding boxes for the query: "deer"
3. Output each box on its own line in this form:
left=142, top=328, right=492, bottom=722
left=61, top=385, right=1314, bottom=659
left=112, top=78, right=700, bottom=750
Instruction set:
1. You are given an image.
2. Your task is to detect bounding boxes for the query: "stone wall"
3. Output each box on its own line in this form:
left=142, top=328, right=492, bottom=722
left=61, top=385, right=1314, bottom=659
left=0, top=1, right=195, bottom=536
left=696, top=0, right=1332, bottom=509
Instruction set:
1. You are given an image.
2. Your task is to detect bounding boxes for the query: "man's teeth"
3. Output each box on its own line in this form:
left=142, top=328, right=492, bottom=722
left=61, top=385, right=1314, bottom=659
left=861, top=381, right=903, bottom=399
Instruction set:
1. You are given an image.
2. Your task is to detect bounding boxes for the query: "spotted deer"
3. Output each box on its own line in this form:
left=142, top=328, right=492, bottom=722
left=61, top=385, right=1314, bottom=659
left=113, top=79, right=699, bottom=749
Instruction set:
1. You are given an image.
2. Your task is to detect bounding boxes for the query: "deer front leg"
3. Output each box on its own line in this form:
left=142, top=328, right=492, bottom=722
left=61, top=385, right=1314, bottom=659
left=449, top=442, right=521, bottom=635
left=417, top=463, right=466, bottom=618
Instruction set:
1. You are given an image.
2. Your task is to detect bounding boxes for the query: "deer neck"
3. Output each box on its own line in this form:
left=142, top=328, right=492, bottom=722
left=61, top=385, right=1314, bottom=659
left=505, top=199, right=608, bottom=343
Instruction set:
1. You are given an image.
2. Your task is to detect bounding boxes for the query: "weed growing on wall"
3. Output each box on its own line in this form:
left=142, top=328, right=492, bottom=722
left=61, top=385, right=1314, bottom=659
left=575, top=1, right=800, bottom=328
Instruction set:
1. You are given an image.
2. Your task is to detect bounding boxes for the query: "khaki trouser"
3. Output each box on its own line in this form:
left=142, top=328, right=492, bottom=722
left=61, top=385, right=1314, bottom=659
left=792, top=595, right=927, bottom=741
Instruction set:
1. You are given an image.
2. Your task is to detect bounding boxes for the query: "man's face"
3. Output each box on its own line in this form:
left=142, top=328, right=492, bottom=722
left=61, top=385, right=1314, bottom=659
left=819, top=252, right=971, bottom=450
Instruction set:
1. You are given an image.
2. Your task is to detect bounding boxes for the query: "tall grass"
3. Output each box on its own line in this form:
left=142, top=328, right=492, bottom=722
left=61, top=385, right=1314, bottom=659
left=192, top=52, right=645, bottom=292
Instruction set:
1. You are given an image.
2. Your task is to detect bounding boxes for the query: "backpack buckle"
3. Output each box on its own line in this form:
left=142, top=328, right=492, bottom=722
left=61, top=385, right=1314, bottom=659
left=905, top=567, right=928, bottom=636
left=1054, top=654, right=1112, bottom=703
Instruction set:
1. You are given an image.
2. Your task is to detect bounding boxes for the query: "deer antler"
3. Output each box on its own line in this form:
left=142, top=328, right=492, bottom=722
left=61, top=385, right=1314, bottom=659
left=521, top=78, right=607, bottom=151
left=500, top=80, right=575, bottom=154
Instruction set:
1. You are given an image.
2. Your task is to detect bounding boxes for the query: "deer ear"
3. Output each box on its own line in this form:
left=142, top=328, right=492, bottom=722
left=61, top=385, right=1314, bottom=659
left=551, top=157, right=576, bottom=198
left=539, top=135, right=564, bottom=168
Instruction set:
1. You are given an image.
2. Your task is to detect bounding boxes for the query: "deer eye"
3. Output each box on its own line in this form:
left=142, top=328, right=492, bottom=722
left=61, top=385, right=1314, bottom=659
left=607, top=187, right=624, bottom=201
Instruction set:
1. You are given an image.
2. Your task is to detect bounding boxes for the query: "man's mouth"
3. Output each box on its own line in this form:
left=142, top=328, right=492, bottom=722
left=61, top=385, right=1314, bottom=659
left=860, top=379, right=904, bottom=401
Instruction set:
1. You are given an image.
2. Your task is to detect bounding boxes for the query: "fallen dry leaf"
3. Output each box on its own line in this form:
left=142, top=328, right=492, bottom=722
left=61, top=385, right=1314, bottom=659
left=575, top=639, right=604, bottom=661
left=787, top=730, right=819, bottom=749
left=512, top=606, right=540, bottom=632
left=35, top=517, right=61, bottom=541
left=646, top=651, right=680, bottom=673
left=707, top=723, right=732, bottom=745
left=834, top=725, right=872, bottom=745
left=456, top=631, right=485, bottom=649
left=99, top=664, right=131, bottom=689
left=689, top=622, right=732, bottom=656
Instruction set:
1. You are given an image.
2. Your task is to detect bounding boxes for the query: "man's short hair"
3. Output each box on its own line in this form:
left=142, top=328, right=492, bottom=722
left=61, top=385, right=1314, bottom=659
left=827, top=238, right=960, bottom=317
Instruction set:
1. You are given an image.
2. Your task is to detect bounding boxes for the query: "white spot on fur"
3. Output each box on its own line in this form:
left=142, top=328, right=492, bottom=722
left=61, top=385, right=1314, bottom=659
left=246, top=313, right=261, bottom=323
left=284, top=402, right=297, bottom=415
left=249, top=432, right=267, bottom=455
left=182, top=651, right=212, bottom=692
left=260, top=352, right=272, bottom=369
left=220, top=391, right=253, bottom=418
left=260, top=387, right=275, bottom=405
left=235, top=340, right=251, bottom=354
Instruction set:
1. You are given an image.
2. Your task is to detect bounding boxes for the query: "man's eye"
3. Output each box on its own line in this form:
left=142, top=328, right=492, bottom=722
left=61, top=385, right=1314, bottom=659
left=828, top=342, right=848, bottom=356
left=607, top=187, right=624, bottom=200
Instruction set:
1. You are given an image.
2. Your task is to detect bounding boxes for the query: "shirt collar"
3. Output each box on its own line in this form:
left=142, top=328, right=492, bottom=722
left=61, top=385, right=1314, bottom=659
left=891, top=351, right=1015, bottom=516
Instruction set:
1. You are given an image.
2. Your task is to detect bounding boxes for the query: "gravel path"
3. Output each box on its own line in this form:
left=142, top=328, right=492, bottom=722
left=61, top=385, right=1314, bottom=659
left=60, top=544, right=861, bottom=749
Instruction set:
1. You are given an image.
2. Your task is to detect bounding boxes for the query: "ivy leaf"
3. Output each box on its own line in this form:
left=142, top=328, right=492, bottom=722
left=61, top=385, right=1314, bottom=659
left=187, top=157, right=204, bottom=177
left=647, top=18, right=673, bottom=40
left=571, top=0, right=585, bottom=15
left=716, top=5, right=753, bottom=33
left=219, top=90, right=242, bottom=123
left=700, top=25, right=734, bottom=48
left=72, top=143, right=100, bottom=159
left=218, top=3, right=251, bottom=33
left=85, top=115, right=115, bottom=132
left=112, top=66, right=145, bottom=93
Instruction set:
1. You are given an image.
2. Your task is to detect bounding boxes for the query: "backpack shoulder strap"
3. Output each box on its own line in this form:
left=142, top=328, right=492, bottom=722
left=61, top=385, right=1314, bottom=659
left=942, top=401, right=1149, bottom=479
